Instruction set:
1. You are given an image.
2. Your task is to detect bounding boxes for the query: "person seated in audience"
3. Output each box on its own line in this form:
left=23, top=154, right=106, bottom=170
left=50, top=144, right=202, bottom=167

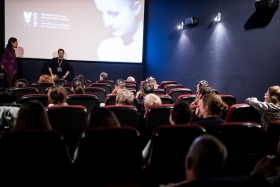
left=99, top=72, right=108, bottom=80
left=167, top=134, right=227, bottom=186
left=127, top=76, right=135, bottom=82
left=38, top=74, right=54, bottom=84
left=111, top=78, right=125, bottom=94
left=146, top=76, right=159, bottom=89
left=191, top=80, right=210, bottom=107
left=14, top=78, right=29, bottom=87
left=136, top=81, right=154, bottom=100
left=71, top=78, right=85, bottom=94
left=116, top=89, right=135, bottom=105
left=47, top=86, right=68, bottom=106
left=88, top=106, right=121, bottom=128
left=0, top=89, right=19, bottom=128
left=246, top=85, right=280, bottom=132
left=143, top=93, right=162, bottom=110
left=75, top=74, right=87, bottom=85
left=12, top=100, right=52, bottom=131
left=192, top=94, right=228, bottom=134
left=51, top=74, right=59, bottom=81
left=170, top=102, right=193, bottom=125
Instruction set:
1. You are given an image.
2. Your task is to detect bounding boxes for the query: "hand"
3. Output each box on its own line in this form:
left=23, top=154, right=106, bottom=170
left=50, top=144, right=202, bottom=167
left=251, top=155, right=280, bottom=178
left=63, top=76, right=66, bottom=79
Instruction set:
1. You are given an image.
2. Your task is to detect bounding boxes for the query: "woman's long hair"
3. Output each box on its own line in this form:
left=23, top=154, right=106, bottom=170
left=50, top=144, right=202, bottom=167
left=6, top=37, right=17, bottom=52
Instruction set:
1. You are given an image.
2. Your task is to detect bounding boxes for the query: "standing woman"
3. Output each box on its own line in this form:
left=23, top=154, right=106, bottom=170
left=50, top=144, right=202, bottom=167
left=0, top=37, right=18, bottom=88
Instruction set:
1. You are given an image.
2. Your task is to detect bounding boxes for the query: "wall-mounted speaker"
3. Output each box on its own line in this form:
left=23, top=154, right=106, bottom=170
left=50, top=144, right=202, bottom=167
left=184, top=17, right=199, bottom=26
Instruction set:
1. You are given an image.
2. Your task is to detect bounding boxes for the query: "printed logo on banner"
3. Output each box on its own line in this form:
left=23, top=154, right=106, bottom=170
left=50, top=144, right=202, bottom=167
left=24, top=12, right=32, bottom=26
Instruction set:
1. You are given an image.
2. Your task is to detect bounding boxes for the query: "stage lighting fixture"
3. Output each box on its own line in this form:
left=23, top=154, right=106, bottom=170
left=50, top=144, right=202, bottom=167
left=178, top=17, right=199, bottom=30
left=214, top=12, right=221, bottom=22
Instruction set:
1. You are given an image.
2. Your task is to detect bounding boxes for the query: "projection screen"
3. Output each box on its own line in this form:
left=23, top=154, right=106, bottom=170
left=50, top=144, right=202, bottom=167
left=5, top=0, right=145, bottom=63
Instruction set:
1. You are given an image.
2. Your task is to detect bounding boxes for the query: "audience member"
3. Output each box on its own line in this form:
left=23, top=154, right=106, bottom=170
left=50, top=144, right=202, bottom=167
left=0, top=88, right=19, bottom=128
left=75, top=74, right=87, bottom=85
left=47, top=86, right=68, bottom=106
left=191, top=80, right=211, bottom=107
left=127, top=76, right=135, bottom=82
left=246, top=85, right=280, bottom=132
left=167, top=134, right=227, bottom=186
left=170, top=102, right=193, bottom=125
left=38, top=74, right=54, bottom=84
left=88, top=106, right=121, bottom=128
left=136, top=81, right=154, bottom=100
left=116, top=89, right=135, bottom=105
left=146, top=76, right=158, bottom=89
left=99, top=72, right=108, bottom=80
left=12, top=100, right=52, bottom=131
left=144, top=93, right=162, bottom=110
left=193, top=94, right=228, bottom=134
left=14, top=78, right=29, bottom=87
left=71, top=78, right=85, bottom=94
left=111, top=78, right=125, bottom=94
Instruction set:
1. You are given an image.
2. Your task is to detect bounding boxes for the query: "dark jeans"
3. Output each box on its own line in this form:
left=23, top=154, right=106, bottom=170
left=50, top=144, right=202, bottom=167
left=4, top=74, right=17, bottom=88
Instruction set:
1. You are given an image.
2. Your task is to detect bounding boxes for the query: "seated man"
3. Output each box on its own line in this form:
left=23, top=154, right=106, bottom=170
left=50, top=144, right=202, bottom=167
left=99, top=72, right=108, bottom=81
left=127, top=76, right=135, bottom=82
left=116, top=89, right=135, bottom=105
left=0, top=89, right=20, bottom=128
left=136, top=81, right=154, bottom=100
left=112, top=79, right=125, bottom=94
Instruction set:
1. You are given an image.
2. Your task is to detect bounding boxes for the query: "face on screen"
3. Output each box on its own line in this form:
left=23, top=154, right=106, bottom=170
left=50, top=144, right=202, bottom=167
left=95, top=0, right=141, bottom=37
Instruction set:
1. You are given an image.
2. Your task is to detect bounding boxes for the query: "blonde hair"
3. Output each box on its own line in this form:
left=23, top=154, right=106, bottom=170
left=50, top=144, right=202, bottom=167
left=116, top=89, right=135, bottom=105
left=146, top=76, right=158, bottom=89
left=144, top=93, right=162, bottom=109
left=38, top=74, right=54, bottom=84
left=268, top=85, right=280, bottom=106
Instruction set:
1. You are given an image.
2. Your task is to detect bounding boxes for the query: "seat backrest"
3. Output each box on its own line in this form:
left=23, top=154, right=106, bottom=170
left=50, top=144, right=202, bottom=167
left=157, top=94, right=173, bottom=104
left=153, top=89, right=166, bottom=95
left=45, top=86, right=73, bottom=95
left=89, top=83, right=111, bottom=95
left=66, top=94, right=100, bottom=112
left=164, top=84, right=184, bottom=94
left=54, top=79, right=67, bottom=86
left=104, top=105, right=140, bottom=127
left=160, top=81, right=178, bottom=89
left=225, top=103, right=261, bottom=124
left=61, top=82, right=72, bottom=87
left=73, top=127, right=143, bottom=185
left=177, top=94, right=197, bottom=105
left=96, top=80, right=114, bottom=91
left=219, top=94, right=236, bottom=108
left=45, top=105, right=88, bottom=158
left=105, top=94, right=138, bottom=107
left=145, top=125, right=206, bottom=185
left=169, top=88, right=193, bottom=103
left=126, top=88, right=137, bottom=96
left=216, top=122, right=264, bottom=175
left=143, top=104, right=173, bottom=128
left=20, top=94, right=49, bottom=107
left=31, top=82, right=54, bottom=94
left=85, top=79, right=92, bottom=87
left=84, top=87, right=106, bottom=104
left=10, top=87, right=39, bottom=104
left=263, top=120, right=280, bottom=155
left=0, top=130, right=71, bottom=184
left=125, top=83, right=137, bottom=89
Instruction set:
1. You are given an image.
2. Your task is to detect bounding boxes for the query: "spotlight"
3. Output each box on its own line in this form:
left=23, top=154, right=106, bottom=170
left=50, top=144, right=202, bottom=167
left=214, top=12, right=221, bottom=22
left=177, top=22, right=184, bottom=30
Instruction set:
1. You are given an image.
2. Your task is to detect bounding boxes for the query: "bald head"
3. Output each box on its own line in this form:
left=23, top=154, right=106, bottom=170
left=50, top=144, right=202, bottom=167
left=185, top=135, right=227, bottom=181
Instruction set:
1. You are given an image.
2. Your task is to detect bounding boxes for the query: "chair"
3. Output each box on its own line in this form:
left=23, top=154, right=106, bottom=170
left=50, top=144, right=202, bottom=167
left=157, top=94, right=173, bottom=104
left=126, top=88, right=137, bottom=96
left=263, top=120, right=280, bottom=155
left=54, top=79, right=67, bottom=86
left=105, top=94, right=138, bottom=107
left=90, top=82, right=111, bottom=95
left=225, top=103, right=261, bottom=124
left=61, top=82, right=72, bottom=87
left=21, top=94, right=49, bottom=107
left=31, top=82, right=54, bottom=94
left=45, top=105, right=87, bottom=159
left=45, top=86, right=73, bottom=95
left=85, top=79, right=91, bottom=87
left=125, top=83, right=137, bottom=89
left=154, top=89, right=166, bottom=95
left=104, top=105, right=140, bottom=128
left=10, top=87, right=38, bottom=104
left=169, top=88, right=193, bottom=103
left=73, top=127, right=143, bottom=186
left=160, top=81, right=178, bottom=89
left=124, top=80, right=137, bottom=84
left=84, top=87, right=106, bottom=104
left=96, top=80, right=114, bottom=91
left=219, top=94, right=236, bottom=108
left=164, top=84, right=184, bottom=94
left=144, top=125, right=206, bottom=186
left=0, top=130, right=71, bottom=185
left=177, top=94, right=197, bottom=105
left=216, top=122, right=264, bottom=175
left=66, top=94, right=100, bottom=113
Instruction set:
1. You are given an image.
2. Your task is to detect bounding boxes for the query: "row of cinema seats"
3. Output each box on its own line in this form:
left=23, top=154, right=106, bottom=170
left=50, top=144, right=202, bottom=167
left=0, top=121, right=279, bottom=186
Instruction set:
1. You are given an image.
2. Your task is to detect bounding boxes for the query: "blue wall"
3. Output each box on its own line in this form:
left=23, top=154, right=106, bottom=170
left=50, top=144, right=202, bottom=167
left=145, top=0, right=280, bottom=103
